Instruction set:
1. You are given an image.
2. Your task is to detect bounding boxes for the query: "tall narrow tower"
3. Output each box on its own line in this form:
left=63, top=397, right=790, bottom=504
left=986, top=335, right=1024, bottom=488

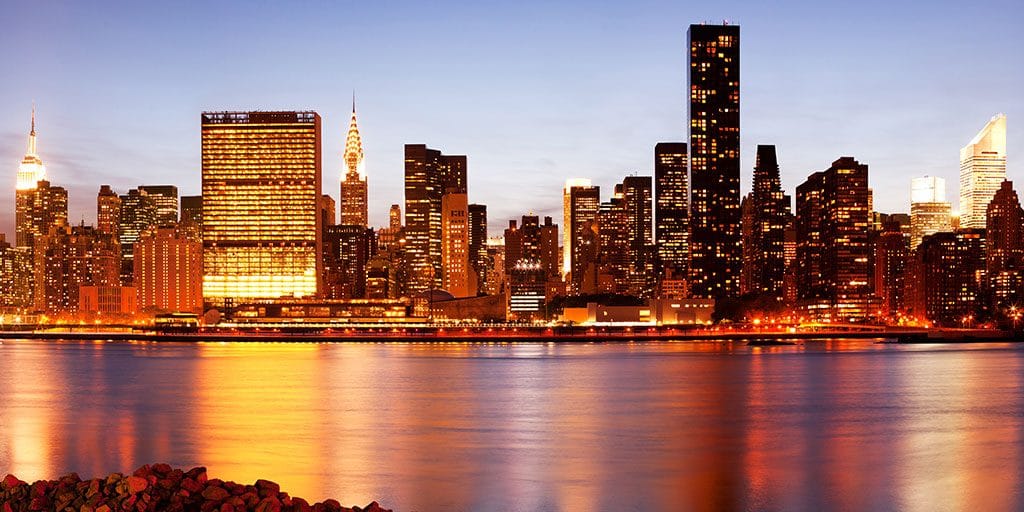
left=688, top=23, right=741, bottom=299
left=959, top=114, right=1007, bottom=229
left=16, top=106, right=48, bottom=249
left=340, top=97, right=368, bottom=227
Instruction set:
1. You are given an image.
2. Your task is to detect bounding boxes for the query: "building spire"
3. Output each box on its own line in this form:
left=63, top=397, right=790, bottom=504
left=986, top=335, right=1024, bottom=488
left=28, top=103, right=37, bottom=156
left=343, top=99, right=364, bottom=180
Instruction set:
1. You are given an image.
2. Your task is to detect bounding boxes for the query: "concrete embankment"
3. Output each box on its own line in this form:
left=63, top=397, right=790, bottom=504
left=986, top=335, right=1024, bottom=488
left=0, top=464, right=390, bottom=512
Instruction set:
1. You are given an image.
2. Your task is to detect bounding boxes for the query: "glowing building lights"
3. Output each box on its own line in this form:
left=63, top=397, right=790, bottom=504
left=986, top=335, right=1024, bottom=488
left=201, top=111, right=322, bottom=305
left=959, top=114, right=1007, bottom=229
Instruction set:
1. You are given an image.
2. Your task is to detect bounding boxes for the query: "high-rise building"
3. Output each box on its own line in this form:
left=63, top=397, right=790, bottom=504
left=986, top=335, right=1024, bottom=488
left=180, top=195, right=202, bottom=227
left=688, top=23, right=741, bottom=299
left=654, top=142, right=688, bottom=275
left=0, top=235, right=32, bottom=308
left=404, top=144, right=466, bottom=294
left=15, top=107, right=48, bottom=249
left=795, top=157, right=872, bottom=321
left=874, top=220, right=909, bottom=318
left=134, top=225, right=203, bottom=313
left=320, top=194, right=337, bottom=227
left=910, top=230, right=986, bottom=326
left=959, top=114, right=1007, bottom=229
left=910, top=176, right=952, bottom=249
left=18, top=180, right=68, bottom=256
left=97, top=185, right=122, bottom=235
left=740, top=145, right=790, bottom=299
left=598, top=191, right=629, bottom=294
left=442, top=191, right=470, bottom=297
left=139, top=185, right=179, bottom=226
left=322, top=225, right=374, bottom=299
left=389, top=204, right=402, bottom=230
left=201, top=111, right=322, bottom=305
left=340, top=100, right=368, bottom=227
left=468, top=203, right=488, bottom=295
left=118, top=188, right=157, bottom=284
left=33, top=225, right=121, bottom=313
left=621, top=176, right=654, bottom=297
left=563, top=179, right=600, bottom=294
left=986, top=180, right=1024, bottom=306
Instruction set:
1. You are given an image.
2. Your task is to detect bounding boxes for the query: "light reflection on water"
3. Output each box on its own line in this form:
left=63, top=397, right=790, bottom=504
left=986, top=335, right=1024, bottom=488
left=0, top=339, right=1022, bottom=511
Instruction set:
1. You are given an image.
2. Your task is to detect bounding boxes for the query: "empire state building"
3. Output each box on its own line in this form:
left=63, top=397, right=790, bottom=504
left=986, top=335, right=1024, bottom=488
left=340, top=98, right=368, bottom=227
left=15, top=106, right=50, bottom=248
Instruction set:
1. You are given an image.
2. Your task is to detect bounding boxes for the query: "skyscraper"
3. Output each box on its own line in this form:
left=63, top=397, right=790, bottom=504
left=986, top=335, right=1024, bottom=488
left=340, top=100, right=368, bottom=227
left=442, top=191, right=470, bottom=297
left=134, top=225, right=203, bottom=313
left=18, top=180, right=68, bottom=257
left=15, top=107, right=50, bottom=250
left=740, top=145, right=790, bottom=299
left=621, top=176, right=654, bottom=297
left=201, top=111, right=322, bottom=305
left=959, top=114, right=1007, bottom=229
left=874, top=220, right=909, bottom=318
left=118, top=188, right=157, bottom=284
left=468, top=203, right=488, bottom=295
left=97, top=185, right=122, bottom=235
left=139, top=185, right=179, bottom=226
left=563, top=179, right=600, bottom=294
left=322, top=225, right=373, bottom=299
left=688, top=23, right=741, bottom=299
left=910, top=176, right=952, bottom=249
left=320, top=194, right=337, bottom=227
left=404, top=144, right=466, bottom=294
left=0, top=235, right=32, bottom=308
left=910, top=230, right=986, bottom=326
left=34, top=225, right=121, bottom=313
left=795, top=157, right=872, bottom=321
left=180, top=195, right=202, bottom=227
left=654, top=142, right=688, bottom=275
left=986, top=180, right=1024, bottom=306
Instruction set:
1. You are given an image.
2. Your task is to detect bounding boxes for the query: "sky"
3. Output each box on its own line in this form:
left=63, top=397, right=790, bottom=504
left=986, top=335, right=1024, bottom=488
left=1, top=0, right=1022, bottom=237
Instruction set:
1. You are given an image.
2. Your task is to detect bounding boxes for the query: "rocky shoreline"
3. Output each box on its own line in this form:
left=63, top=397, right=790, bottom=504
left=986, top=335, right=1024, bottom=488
left=0, top=464, right=391, bottom=512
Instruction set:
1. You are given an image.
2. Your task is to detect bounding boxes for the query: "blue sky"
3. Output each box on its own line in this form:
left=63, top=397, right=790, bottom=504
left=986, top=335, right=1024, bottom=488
left=1, top=0, right=1021, bottom=236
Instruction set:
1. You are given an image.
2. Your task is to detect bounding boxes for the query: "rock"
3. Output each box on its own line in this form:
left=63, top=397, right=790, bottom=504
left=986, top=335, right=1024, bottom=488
left=125, top=476, right=149, bottom=494
left=255, top=496, right=282, bottom=512
left=3, top=474, right=25, bottom=489
left=201, top=485, right=230, bottom=502
left=255, top=479, right=280, bottom=498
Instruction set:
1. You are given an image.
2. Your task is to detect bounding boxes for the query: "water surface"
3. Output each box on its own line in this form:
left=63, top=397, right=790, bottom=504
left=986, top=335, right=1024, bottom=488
left=0, top=339, right=1021, bottom=511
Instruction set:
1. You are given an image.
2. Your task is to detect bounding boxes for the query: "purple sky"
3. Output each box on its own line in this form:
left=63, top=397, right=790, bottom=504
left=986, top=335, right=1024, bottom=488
left=1, top=0, right=1021, bottom=237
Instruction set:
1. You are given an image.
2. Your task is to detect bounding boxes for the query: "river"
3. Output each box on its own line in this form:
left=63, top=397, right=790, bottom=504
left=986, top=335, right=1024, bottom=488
left=0, top=339, right=1021, bottom=511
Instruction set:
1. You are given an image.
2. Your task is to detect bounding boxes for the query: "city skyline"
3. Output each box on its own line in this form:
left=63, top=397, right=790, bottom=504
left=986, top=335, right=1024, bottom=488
left=1, top=1, right=1021, bottom=238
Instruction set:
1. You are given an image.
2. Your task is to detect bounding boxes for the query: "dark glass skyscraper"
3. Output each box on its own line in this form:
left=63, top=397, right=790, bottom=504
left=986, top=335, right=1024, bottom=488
left=740, top=145, right=789, bottom=299
left=687, top=23, right=741, bottom=299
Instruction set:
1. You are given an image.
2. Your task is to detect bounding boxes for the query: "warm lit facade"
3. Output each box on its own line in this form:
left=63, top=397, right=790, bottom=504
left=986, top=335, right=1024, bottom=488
left=874, top=220, right=909, bottom=318
left=654, top=142, right=688, bottom=275
left=139, top=185, right=179, bottom=226
left=910, top=176, right=952, bottom=249
left=442, top=192, right=470, bottom=297
left=563, top=179, right=600, bottom=294
left=404, top=144, right=466, bottom=294
left=0, top=235, right=32, bottom=308
left=795, top=157, right=873, bottom=321
left=986, top=180, right=1024, bottom=306
left=340, top=101, right=368, bottom=227
left=134, top=225, right=203, bottom=313
left=959, top=114, right=1007, bottom=229
left=201, top=111, right=322, bottom=305
left=688, top=23, right=741, bottom=300
left=79, top=285, right=137, bottom=315
left=33, top=225, right=120, bottom=313
left=322, top=225, right=374, bottom=300
left=15, top=108, right=49, bottom=250
left=910, top=230, right=986, bottom=326
left=118, top=188, right=157, bottom=283
left=97, top=185, right=121, bottom=235
left=18, top=180, right=67, bottom=255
